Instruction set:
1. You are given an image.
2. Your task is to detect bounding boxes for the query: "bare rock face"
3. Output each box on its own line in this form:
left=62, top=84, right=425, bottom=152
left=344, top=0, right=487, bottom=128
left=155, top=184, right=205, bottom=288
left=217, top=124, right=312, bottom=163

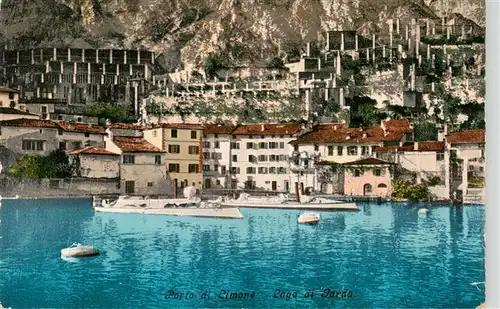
left=0, top=0, right=484, bottom=68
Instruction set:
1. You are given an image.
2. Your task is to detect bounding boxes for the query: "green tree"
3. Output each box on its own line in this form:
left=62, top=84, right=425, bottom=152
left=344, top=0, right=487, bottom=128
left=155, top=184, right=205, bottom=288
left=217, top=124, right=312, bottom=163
left=267, top=57, right=286, bottom=70
left=413, top=121, right=438, bottom=141
left=7, top=150, right=73, bottom=179
left=347, top=96, right=386, bottom=127
left=70, top=102, right=137, bottom=125
left=204, top=53, right=225, bottom=80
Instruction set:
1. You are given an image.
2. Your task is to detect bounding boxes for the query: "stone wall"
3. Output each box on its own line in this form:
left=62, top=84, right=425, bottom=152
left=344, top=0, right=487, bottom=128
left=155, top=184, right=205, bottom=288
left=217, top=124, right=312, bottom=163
left=0, top=177, right=120, bottom=197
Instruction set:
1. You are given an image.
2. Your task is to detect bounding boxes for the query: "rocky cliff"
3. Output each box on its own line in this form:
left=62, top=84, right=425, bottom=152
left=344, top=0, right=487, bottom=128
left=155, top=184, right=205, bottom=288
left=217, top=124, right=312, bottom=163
left=0, top=0, right=485, bottom=70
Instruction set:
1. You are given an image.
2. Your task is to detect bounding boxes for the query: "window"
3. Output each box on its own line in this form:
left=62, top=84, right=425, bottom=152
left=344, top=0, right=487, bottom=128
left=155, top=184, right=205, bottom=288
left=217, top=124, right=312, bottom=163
left=258, top=155, right=267, bottom=162
left=246, top=167, right=256, bottom=174
left=269, top=142, right=277, bottom=149
left=259, top=142, right=268, bottom=149
left=373, top=168, right=382, bottom=176
left=188, top=146, right=200, bottom=155
left=168, top=164, right=180, bottom=173
left=231, top=142, right=240, bottom=149
left=168, top=144, right=180, bottom=153
left=436, top=152, right=444, bottom=161
left=214, top=134, right=218, bottom=138
left=337, top=146, right=343, bottom=156
left=269, top=155, right=276, bottom=162
left=258, top=167, right=268, bottom=174
left=8, top=92, right=14, bottom=100
left=214, top=165, right=218, bottom=172
left=84, top=132, right=90, bottom=138
left=377, top=183, right=388, bottom=188
left=248, top=155, right=257, bottom=163
left=280, top=142, right=285, bottom=149
left=246, top=142, right=254, bottom=149
left=203, top=141, right=211, bottom=148
left=59, top=141, right=66, bottom=150
left=77, top=117, right=83, bottom=122
left=269, top=167, right=277, bottom=174
left=279, top=155, right=286, bottom=162
left=188, top=164, right=199, bottom=173
left=278, top=167, right=287, bottom=174
left=203, top=152, right=210, bottom=159
left=147, top=182, right=154, bottom=187
left=361, top=146, right=369, bottom=155
left=347, top=146, right=358, bottom=156
left=155, top=155, right=162, bottom=165
left=314, top=144, right=319, bottom=151
left=231, top=167, right=240, bottom=174
left=203, top=165, right=210, bottom=171
left=221, top=165, right=226, bottom=174
left=294, top=145, right=299, bottom=151
left=214, top=141, right=220, bottom=148
left=232, top=155, right=238, bottom=162
left=211, top=152, right=221, bottom=160
left=123, top=155, right=135, bottom=164
left=328, top=146, right=334, bottom=156
left=354, top=169, right=362, bottom=177
left=72, top=141, right=82, bottom=149
left=58, top=115, right=63, bottom=120
left=22, top=140, right=44, bottom=151
left=171, top=129, right=178, bottom=138
left=191, top=131, right=197, bottom=139
left=152, top=130, right=157, bottom=137
left=216, top=180, right=221, bottom=186
left=58, top=128, right=64, bottom=135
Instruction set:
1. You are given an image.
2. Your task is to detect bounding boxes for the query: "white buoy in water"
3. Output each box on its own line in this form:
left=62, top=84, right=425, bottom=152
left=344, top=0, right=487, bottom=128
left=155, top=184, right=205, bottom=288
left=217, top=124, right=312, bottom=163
left=418, top=208, right=429, bottom=215
left=61, top=243, right=100, bottom=258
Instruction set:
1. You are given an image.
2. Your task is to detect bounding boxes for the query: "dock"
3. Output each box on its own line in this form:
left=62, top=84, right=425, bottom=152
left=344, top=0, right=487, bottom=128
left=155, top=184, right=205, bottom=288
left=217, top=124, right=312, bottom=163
left=94, top=207, right=244, bottom=219
left=219, top=202, right=359, bottom=211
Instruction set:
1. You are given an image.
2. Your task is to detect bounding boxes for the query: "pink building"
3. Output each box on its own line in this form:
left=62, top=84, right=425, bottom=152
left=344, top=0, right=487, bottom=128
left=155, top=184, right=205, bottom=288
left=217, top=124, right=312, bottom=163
left=342, top=158, right=393, bottom=197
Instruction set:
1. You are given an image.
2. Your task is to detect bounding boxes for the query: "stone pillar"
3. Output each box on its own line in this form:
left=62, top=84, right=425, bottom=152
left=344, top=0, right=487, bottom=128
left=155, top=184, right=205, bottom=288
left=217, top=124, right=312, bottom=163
left=82, top=49, right=85, bottom=62
left=426, top=19, right=430, bottom=36
left=390, top=33, right=393, bottom=47
left=446, top=26, right=450, bottom=40
left=306, top=42, right=310, bottom=57
left=372, top=34, right=376, bottom=49
left=355, top=35, right=358, bottom=51
left=40, top=49, right=44, bottom=62
left=462, top=158, right=469, bottom=195
left=396, top=18, right=400, bottom=34
left=124, top=50, right=127, bottom=64
left=116, top=64, right=119, bottom=75
left=53, top=48, right=57, bottom=61
left=405, top=25, right=409, bottom=40
left=31, top=50, right=35, bottom=64
left=96, top=49, right=99, bottom=63
left=103, top=63, right=106, bottom=75
left=16, top=51, right=19, bottom=64
left=36, top=87, right=40, bottom=97
left=336, top=52, right=341, bottom=75
left=341, top=33, right=345, bottom=51
left=68, top=48, right=71, bottom=62
left=427, top=45, right=431, bottom=60
left=60, top=61, right=64, bottom=74
left=366, top=49, right=370, bottom=62
left=383, top=45, right=386, bottom=58
left=129, top=64, right=133, bottom=76
left=137, top=49, right=141, bottom=64
left=110, top=50, right=113, bottom=63
left=432, top=24, right=436, bottom=35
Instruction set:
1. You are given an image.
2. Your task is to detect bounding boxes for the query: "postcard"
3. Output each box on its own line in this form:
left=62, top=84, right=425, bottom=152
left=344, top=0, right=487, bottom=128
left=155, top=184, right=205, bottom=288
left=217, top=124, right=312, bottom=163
left=0, top=0, right=486, bottom=308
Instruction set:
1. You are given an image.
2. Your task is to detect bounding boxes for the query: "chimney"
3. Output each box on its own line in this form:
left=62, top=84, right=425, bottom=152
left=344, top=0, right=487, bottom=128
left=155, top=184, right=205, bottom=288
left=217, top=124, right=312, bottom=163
left=333, top=125, right=337, bottom=130
left=363, top=133, right=367, bottom=138
left=413, top=142, right=419, bottom=151
left=261, top=124, right=265, bottom=131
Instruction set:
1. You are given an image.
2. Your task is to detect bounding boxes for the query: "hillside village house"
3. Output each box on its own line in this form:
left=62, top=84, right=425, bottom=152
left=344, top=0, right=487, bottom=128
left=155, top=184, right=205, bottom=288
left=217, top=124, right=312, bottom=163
left=445, top=129, right=485, bottom=204
left=105, top=131, right=171, bottom=196
left=229, top=123, right=303, bottom=192
left=341, top=157, right=393, bottom=197
left=290, top=119, right=413, bottom=195
left=0, top=86, right=19, bottom=109
left=17, top=98, right=68, bottom=120
left=0, top=118, right=106, bottom=155
left=143, top=123, right=203, bottom=191
left=202, top=124, right=236, bottom=189
left=68, top=147, right=121, bottom=179
left=374, top=140, right=445, bottom=182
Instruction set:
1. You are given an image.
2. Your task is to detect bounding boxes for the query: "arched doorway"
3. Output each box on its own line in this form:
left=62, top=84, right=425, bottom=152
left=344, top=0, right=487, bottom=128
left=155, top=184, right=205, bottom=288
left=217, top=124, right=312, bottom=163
left=320, top=183, right=328, bottom=193
left=363, top=184, right=372, bottom=196
left=204, top=178, right=212, bottom=189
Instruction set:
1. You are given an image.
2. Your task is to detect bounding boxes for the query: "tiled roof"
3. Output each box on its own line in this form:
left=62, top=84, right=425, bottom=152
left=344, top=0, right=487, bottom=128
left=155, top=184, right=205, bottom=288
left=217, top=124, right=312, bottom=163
left=19, top=98, right=67, bottom=104
left=68, top=147, right=119, bottom=156
left=203, top=124, right=237, bottom=134
left=231, top=123, right=303, bottom=135
left=0, top=86, right=19, bottom=93
left=57, top=122, right=107, bottom=134
left=374, top=141, right=444, bottom=152
left=109, top=123, right=151, bottom=130
left=342, top=157, right=393, bottom=165
left=152, top=122, right=204, bottom=130
left=382, top=119, right=413, bottom=133
left=0, top=118, right=59, bottom=128
left=446, top=129, right=485, bottom=144
left=291, top=124, right=405, bottom=144
left=0, top=107, right=38, bottom=116
left=113, top=136, right=165, bottom=153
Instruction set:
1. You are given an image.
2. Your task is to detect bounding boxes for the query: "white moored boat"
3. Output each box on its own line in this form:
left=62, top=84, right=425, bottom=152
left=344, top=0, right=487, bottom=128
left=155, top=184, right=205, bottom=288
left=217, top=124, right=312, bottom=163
left=297, top=213, right=321, bottom=224
left=220, top=193, right=358, bottom=211
left=61, top=243, right=100, bottom=258
left=93, top=187, right=244, bottom=219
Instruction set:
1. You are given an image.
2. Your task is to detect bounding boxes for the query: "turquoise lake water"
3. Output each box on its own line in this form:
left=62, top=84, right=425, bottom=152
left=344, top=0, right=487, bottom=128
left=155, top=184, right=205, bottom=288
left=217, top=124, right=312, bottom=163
left=0, top=198, right=485, bottom=308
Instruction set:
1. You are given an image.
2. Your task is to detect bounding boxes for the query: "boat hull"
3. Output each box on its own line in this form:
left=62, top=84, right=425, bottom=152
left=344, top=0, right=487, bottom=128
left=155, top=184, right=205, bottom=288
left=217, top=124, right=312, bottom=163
left=61, top=246, right=99, bottom=258
left=94, top=207, right=244, bottom=219
left=220, top=201, right=358, bottom=211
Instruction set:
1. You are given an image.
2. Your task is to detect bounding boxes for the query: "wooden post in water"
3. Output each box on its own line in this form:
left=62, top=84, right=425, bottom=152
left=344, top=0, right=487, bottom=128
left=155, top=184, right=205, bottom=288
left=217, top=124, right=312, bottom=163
left=295, top=182, right=300, bottom=203
left=174, top=179, right=178, bottom=198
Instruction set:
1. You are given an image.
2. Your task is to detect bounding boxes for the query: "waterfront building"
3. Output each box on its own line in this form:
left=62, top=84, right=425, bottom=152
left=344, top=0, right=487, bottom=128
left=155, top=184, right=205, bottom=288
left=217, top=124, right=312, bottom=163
left=105, top=130, right=171, bottom=196
left=143, top=123, right=203, bottom=191
left=0, top=107, right=39, bottom=121
left=341, top=157, right=393, bottom=197
left=0, top=118, right=106, bottom=155
left=229, top=123, right=303, bottom=192
left=290, top=119, right=413, bottom=194
left=445, top=129, right=485, bottom=204
left=0, top=48, right=156, bottom=112
left=68, top=147, right=120, bottom=179
left=201, top=124, right=237, bottom=190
